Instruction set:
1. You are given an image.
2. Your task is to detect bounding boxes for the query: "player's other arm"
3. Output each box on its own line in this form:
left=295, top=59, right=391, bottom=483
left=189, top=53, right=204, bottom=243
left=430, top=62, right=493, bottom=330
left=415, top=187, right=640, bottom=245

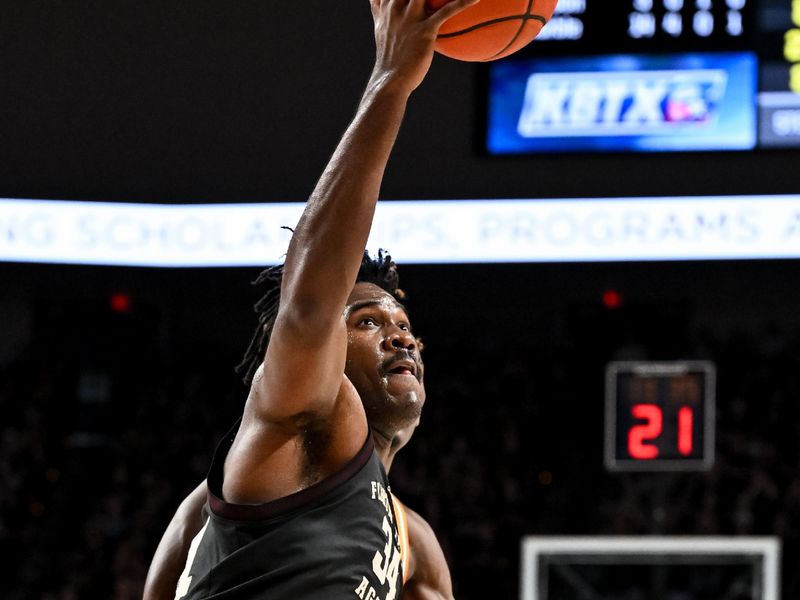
left=403, top=506, right=455, bottom=600
left=143, top=481, right=207, bottom=600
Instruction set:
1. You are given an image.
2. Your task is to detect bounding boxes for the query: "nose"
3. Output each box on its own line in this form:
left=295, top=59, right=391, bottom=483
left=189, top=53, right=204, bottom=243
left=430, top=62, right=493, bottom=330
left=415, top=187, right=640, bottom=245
left=383, top=327, right=416, bottom=352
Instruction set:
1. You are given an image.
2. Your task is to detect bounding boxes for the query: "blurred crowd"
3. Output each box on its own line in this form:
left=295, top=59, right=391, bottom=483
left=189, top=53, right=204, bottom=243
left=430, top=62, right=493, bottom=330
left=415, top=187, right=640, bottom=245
left=2, top=296, right=799, bottom=599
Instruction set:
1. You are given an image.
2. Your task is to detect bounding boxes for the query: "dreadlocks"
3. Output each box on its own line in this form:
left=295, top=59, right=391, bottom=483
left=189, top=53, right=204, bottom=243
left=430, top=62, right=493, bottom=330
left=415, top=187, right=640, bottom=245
left=235, top=249, right=405, bottom=387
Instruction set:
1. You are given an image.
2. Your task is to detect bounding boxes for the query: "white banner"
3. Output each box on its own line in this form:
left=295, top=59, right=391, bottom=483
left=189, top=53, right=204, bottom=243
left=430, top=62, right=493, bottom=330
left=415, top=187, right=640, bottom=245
left=2, top=195, right=800, bottom=266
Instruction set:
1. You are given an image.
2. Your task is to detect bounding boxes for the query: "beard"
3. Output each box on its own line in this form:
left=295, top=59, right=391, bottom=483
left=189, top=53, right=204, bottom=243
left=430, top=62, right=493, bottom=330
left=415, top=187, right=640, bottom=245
left=361, top=383, right=424, bottom=442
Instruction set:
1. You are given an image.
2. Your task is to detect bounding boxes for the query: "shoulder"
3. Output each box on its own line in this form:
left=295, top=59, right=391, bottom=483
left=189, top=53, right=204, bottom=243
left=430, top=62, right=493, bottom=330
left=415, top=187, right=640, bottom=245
left=398, top=502, right=454, bottom=600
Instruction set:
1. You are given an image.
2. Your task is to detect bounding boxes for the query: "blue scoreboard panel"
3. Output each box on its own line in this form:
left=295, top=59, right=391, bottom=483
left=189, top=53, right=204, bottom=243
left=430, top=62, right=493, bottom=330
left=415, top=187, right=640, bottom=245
left=486, top=0, right=800, bottom=153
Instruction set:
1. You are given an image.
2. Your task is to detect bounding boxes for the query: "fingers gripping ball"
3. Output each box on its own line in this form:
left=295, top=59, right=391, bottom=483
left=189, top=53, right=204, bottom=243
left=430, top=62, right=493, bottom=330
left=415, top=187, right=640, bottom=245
left=427, top=0, right=559, bottom=62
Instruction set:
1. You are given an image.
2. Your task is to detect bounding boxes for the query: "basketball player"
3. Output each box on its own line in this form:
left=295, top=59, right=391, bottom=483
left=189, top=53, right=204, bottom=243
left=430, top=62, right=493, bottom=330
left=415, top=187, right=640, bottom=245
left=143, top=0, right=477, bottom=597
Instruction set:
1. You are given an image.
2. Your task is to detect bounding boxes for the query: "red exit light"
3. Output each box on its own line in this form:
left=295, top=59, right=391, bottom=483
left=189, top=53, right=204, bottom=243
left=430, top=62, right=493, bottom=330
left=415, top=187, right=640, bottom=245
left=602, top=289, right=623, bottom=309
left=110, top=293, right=132, bottom=313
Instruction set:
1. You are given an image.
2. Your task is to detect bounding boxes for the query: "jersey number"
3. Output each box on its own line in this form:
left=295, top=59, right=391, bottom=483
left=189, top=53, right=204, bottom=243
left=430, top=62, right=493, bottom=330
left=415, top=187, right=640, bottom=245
left=372, top=516, right=401, bottom=600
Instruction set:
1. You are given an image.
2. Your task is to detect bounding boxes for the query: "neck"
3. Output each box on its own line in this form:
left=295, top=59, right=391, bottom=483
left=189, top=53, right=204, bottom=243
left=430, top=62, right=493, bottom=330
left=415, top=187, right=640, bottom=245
left=361, top=392, right=420, bottom=470
left=371, top=426, right=402, bottom=472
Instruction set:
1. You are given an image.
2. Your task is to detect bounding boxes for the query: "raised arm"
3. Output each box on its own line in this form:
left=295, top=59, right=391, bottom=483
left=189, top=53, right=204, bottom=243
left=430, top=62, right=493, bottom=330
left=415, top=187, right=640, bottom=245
left=143, top=481, right=207, bottom=600
left=279, top=0, right=469, bottom=317
left=254, top=0, right=477, bottom=421
left=223, top=0, right=476, bottom=503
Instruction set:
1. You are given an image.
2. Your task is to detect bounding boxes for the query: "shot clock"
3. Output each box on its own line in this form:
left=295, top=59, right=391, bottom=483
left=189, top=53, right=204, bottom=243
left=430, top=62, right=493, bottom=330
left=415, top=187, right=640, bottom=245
left=605, top=361, right=716, bottom=472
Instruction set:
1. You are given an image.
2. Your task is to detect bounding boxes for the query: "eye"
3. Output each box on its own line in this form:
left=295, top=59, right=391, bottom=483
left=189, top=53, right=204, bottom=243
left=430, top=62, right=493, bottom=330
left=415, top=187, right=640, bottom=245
left=359, top=317, right=378, bottom=327
left=398, top=322, right=410, bottom=332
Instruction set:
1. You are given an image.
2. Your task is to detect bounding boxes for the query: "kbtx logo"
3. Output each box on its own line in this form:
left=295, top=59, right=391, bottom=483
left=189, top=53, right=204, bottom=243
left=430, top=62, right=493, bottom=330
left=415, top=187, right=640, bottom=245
left=516, top=69, right=728, bottom=137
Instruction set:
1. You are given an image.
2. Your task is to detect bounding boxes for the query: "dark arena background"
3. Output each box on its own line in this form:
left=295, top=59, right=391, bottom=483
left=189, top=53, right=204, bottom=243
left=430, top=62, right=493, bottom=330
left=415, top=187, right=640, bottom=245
left=2, top=1, right=800, bottom=599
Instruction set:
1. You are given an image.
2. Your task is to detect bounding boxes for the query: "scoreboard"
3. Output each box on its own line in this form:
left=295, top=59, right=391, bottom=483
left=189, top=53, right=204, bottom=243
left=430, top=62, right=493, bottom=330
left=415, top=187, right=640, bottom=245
left=485, top=0, right=800, bottom=153
left=538, top=0, right=753, bottom=49
left=605, top=361, right=716, bottom=472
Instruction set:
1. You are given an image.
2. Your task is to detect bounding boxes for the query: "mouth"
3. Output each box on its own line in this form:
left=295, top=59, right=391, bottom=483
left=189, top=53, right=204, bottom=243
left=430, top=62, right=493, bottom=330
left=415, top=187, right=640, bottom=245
left=384, top=358, right=418, bottom=379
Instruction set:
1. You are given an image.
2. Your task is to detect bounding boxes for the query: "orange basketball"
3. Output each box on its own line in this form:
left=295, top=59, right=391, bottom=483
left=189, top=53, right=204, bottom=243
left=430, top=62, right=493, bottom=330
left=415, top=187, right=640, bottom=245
left=427, top=0, right=559, bottom=62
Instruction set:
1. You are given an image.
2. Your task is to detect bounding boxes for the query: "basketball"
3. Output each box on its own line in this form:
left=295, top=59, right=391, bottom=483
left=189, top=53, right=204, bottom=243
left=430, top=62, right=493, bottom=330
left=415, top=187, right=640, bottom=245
left=427, top=0, right=559, bottom=62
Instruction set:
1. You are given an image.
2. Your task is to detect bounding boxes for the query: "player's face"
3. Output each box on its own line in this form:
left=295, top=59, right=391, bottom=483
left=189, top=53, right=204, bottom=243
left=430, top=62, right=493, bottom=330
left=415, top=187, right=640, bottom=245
left=344, top=283, right=425, bottom=426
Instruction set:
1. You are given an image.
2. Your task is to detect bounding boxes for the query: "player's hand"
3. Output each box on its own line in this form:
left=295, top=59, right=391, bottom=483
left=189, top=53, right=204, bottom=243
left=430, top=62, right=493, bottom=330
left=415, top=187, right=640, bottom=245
left=368, top=0, right=479, bottom=96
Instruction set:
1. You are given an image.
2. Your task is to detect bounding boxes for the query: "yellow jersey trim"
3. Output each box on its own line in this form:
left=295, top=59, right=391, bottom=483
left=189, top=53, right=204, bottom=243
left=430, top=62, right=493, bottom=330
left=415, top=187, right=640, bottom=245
left=390, top=493, right=410, bottom=584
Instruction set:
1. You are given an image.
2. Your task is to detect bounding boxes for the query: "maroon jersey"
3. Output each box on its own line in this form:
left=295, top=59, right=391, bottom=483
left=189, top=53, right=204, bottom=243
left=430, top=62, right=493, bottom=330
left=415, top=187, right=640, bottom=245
left=176, top=422, right=404, bottom=600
